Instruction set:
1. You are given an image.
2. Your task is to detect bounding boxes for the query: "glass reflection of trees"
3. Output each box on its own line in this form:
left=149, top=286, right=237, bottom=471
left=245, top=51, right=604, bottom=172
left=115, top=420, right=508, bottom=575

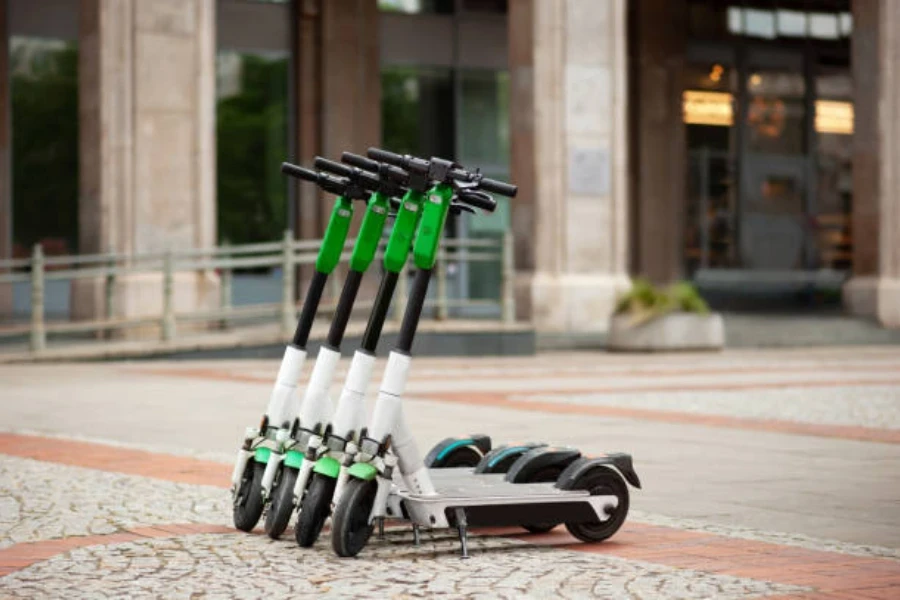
left=10, top=38, right=79, bottom=257
left=216, top=52, right=289, bottom=247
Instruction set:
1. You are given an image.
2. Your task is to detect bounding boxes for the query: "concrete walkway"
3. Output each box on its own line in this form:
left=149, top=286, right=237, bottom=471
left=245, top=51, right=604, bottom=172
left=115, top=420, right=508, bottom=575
left=1, top=347, right=899, bottom=598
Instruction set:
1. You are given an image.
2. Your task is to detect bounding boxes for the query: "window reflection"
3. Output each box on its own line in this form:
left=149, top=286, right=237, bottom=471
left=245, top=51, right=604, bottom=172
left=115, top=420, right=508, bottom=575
left=10, top=37, right=79, bottom=257
left=216, top=51, right=289, bottom=246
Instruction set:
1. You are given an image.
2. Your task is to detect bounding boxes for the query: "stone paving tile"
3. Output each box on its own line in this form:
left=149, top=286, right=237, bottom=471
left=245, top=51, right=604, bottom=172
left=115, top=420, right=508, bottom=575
left=0, top=531, right=809, bottom=600
left=521, top=385, right=900, bottom=430
left=0, top=456, right=229, bottom=548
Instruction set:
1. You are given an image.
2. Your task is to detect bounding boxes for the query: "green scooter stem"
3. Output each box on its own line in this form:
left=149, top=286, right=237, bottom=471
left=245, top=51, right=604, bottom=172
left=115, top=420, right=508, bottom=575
left=291, top=196, right=354, bottom=348
left=324, top=192, right=391, bottom=349
left=358, top=189, right=425, bottom=353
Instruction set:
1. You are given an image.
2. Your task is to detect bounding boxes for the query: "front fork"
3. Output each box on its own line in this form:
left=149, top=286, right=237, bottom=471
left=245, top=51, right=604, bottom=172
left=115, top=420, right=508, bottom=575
left=291, top=433, right=323, bottom=504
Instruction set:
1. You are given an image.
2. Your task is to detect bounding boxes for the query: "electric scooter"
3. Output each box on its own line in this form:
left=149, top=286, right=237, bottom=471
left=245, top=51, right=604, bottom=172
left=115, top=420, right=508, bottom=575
left=293, top=152, right=497, bottom=547
left=261, top=158, right=409, bottom=538
left=230, top=163, right=369, bottom=532
left=330, top=148, right=642, bottom=558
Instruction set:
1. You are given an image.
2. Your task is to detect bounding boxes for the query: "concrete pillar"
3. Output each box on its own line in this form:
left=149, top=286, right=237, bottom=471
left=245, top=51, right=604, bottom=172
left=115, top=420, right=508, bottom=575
left=509, top=0, right=630, bottom=332
left=631, top=0, right=686, bottom=283
left=844, top=0, right=900, bottom=328
left=292, top=0, right=380, bottom=299
left=0, top=0, right=11, bottom=320
left=75, top=0, right=218, bottom=331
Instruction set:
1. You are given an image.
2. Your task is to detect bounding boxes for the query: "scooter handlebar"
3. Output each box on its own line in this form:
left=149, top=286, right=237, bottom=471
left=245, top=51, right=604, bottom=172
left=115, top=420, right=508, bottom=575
left=313, top=157, right=353, bottom=178
left=477, top=177, right=517, bottom=198
left=280, top=162, right=318, bottom=183
left=366, top=147, right=405, bottom=167
left=341, top=152, right=380, bottom=173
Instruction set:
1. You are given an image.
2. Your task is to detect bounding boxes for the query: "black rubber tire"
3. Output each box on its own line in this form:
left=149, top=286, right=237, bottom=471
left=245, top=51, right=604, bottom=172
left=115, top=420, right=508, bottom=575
left=233, top=461, right=266, bottom=532
left=439, top=446, right=482, bottom=468
left=295, top=473, right=337, bottom=547
left=564, top=467, right=630, bottom=543
left=264, top=465, right=298, bottom=539
left=522, top=466, right=562, bottom=534
left=331, top=478, right=377, bottom=557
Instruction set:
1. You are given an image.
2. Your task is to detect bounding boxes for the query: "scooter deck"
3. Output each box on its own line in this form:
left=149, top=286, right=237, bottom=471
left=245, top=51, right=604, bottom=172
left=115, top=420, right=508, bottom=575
left=393, top=474, right=616, bottom=530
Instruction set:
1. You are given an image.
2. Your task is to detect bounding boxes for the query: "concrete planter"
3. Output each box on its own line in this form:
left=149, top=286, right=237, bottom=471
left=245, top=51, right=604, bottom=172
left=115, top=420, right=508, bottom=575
left=607, top=312, right=724, bottom=352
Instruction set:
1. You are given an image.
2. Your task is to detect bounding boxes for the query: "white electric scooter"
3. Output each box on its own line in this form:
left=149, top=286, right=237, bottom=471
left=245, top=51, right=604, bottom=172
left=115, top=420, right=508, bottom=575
left=330, top=149, right=641, bottom=558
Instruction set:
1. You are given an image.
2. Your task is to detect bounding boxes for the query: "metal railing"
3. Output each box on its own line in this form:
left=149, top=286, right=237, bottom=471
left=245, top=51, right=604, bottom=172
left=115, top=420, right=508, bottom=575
left=0, top=231, right=516, bottom=354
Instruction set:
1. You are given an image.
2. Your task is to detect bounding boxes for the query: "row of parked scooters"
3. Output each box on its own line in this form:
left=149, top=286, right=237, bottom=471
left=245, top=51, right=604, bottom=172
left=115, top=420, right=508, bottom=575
left=229, top=148, right=641, bottom=558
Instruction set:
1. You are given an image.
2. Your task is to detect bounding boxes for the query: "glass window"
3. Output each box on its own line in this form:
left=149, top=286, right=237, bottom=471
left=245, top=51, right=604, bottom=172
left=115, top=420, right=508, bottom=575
left=10, top=37, right=79, bottom=257
left=378, top=0, right=454, bottom=14
left=381, top=66, right=454, bottom=158
left=216, top=51, right=289, bottom=245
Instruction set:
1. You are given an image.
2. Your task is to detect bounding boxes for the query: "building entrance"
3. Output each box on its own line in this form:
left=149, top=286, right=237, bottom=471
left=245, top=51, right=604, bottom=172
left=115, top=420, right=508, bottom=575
left=682, top=2, right=852, bottom=307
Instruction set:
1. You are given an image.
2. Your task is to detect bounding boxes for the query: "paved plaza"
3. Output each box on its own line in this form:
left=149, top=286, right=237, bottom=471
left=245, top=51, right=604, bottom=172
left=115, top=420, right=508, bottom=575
left=1, top=347, right=899, bottom=598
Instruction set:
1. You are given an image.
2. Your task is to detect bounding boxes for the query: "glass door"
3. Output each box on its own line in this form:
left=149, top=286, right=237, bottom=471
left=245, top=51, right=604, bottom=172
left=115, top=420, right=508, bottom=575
left=738, top=48, right=810, bottom=270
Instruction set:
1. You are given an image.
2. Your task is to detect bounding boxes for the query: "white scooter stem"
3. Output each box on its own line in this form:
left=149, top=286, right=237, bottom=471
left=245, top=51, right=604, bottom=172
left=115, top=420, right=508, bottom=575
left=263, top=345, right=308, bottom=429
left=297, top=346, right=342, bottom=431
left=366, top=351, right=435, bottom=496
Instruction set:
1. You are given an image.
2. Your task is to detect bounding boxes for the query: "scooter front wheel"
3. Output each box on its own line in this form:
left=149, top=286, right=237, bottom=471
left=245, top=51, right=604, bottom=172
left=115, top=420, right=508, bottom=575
left=331, top=478, right=377, bottom=557
left=264, top=465, right=298, bottom=539
left=233, top=461, right=266, bottom=532
left=296, top=473, right=336, bottom=547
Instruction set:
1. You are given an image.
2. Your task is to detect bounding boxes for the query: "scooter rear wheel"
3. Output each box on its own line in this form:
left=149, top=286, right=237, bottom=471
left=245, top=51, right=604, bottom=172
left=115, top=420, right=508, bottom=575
left=331, top=478, right=377, bottom=557
left=296, top=473, right=336, bottom=547
left=564, top=467, right=629, bottom=543
left=439, top=446, right=482, bottom=468
left=522, top=466, right=562, bottom=534
left=233, top=461, right=266, bottom=532
left=264, top=465, right=298, bottom=539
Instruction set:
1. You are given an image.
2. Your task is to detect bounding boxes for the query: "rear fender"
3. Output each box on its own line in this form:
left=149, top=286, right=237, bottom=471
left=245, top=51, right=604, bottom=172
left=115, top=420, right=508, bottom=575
left=424, top=434, right=491, bottom=468
left=555, top=454, right=642, bottom=490
left=505, top=446, right=581, bottom=483
left=474, top=442, right=547, bottom=474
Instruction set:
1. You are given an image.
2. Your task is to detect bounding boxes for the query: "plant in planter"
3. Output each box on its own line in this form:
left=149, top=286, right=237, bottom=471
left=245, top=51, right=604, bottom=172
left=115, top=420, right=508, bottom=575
left=608, top=280, right=723, bottom=351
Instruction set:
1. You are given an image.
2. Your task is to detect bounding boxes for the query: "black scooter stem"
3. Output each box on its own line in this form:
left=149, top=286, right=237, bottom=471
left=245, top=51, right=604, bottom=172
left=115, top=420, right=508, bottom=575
left=396, top=268, right=432, bottom=354
left=291, top=270, right=328, bottom=348
left=360, top=271, right=400, bottom=354
left=325, top=269, right=364, bottom=350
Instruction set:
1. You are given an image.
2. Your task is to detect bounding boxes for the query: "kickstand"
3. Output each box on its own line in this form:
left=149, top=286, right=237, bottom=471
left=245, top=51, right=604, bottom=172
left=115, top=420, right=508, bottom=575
left=378, top=517, right=385, bottom=539
left=454, top=508, right=469, bottom=559
left=412, top=524, right=421, bottom=546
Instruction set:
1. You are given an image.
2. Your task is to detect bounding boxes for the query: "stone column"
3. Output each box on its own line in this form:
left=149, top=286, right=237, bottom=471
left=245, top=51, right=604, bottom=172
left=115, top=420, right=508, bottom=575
left=631, top=0, right=686, bottom=283
left=0, top=0, right=11, bottom=320
left=292, top=0, right=380, bottom=299
left=75, top=0, right=218, bottom=332
left=844, top=0, right=900, bottom=327
left=509, top=0, right=631, bottom=332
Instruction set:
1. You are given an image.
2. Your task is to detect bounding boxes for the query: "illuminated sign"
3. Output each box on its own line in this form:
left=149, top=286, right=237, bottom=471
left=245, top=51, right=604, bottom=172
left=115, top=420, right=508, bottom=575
left=682, top=90, right=854, bottom=135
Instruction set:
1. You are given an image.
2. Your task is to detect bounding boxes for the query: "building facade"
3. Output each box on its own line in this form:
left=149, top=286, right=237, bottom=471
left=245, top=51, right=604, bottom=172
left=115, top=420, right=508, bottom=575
left=1, top=0, right=898, bottom=331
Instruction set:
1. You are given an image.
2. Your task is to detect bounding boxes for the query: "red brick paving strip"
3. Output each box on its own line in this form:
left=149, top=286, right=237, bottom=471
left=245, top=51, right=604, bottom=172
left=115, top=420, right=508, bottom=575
left=2, top=432, right=899, bottom=598
left=0, top=433, right=230, bottom=487
left=417, top=391, right=900, bottom=445
left=0, top=524, right=233, bottom=577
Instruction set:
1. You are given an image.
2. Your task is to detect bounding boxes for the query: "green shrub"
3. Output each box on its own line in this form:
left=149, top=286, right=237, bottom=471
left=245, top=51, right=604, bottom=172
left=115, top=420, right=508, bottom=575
left=615, top=280, right=709, bottom=325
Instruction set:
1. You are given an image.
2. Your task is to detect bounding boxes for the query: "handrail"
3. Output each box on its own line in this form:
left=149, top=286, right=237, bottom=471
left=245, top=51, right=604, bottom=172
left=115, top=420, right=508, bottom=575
left=0, top=231, right=516, bottom=351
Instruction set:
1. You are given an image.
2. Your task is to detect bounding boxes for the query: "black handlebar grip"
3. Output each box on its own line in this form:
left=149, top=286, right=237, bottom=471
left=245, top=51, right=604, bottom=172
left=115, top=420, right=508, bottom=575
left=342, top=152, right=380, bottom=173
left=281, top=162, right=319, bottom=183
left=366, top=147, right=405, bottom=167
left=479, top=178, right=518, bottom=198
left=314, top=157, right=353, bottom=178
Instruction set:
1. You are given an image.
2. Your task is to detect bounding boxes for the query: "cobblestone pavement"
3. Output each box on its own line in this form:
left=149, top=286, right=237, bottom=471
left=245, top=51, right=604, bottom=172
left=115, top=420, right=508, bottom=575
left=2, top=348, right=900, bottom=598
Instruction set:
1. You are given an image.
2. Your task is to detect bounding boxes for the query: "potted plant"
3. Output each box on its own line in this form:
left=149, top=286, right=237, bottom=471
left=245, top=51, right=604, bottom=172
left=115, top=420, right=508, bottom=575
left=607, top=280, right=724, bottom=351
